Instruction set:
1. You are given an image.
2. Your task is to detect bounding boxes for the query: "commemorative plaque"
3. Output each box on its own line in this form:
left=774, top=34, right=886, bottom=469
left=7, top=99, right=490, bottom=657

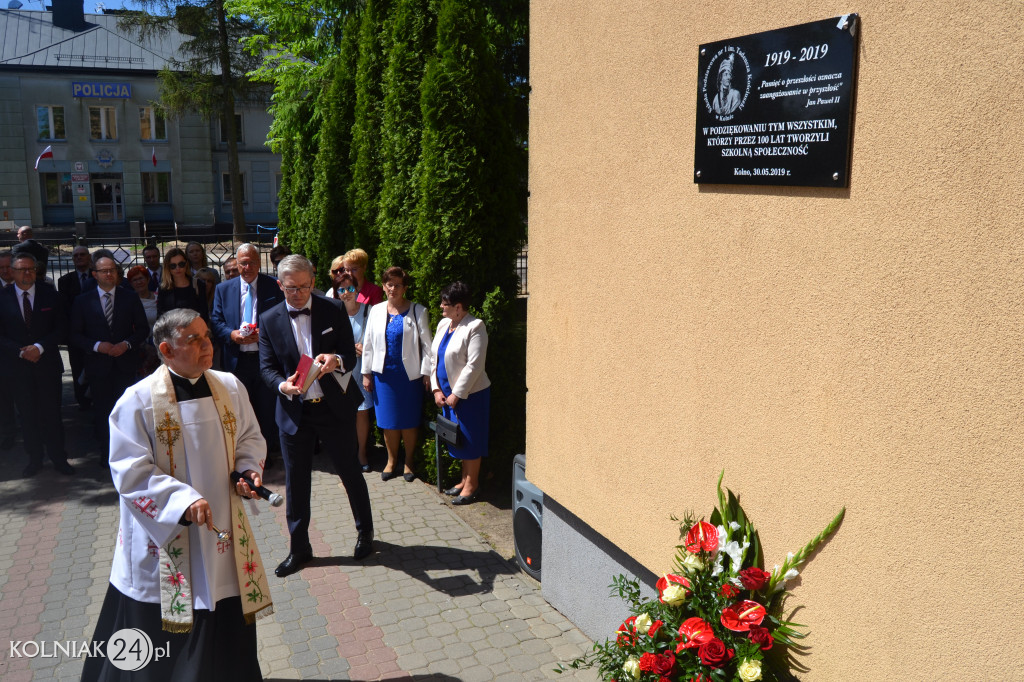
left=694, top=15, right=859, bottom=187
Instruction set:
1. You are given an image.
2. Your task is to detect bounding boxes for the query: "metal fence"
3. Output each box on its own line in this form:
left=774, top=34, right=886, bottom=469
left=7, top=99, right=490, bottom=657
left=13, top=233, right=529, bottom=296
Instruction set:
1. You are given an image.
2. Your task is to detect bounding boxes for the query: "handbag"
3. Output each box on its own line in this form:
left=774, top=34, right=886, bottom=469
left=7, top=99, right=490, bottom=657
left=435, top=411, right=460, bottom=447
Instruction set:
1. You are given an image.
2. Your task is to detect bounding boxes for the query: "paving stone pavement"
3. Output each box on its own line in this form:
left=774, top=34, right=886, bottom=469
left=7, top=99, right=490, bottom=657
left=0, top=357, right=599, bottom=681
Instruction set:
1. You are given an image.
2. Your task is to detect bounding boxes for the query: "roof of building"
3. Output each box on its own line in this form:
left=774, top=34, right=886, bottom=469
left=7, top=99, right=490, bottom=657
left=0, top=8, right=184, bottom=72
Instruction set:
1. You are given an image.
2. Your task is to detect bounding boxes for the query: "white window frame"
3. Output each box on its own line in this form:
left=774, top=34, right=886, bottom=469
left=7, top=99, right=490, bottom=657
left=36, top=105, right=66, bottom=140
left=138, top=106, right=167, bottom=141
left=89, top=106, right=118, bottom=140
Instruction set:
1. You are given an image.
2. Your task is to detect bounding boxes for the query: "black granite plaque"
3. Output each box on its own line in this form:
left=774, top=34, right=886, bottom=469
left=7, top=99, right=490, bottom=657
left=694, top=15, right=859, bottom=187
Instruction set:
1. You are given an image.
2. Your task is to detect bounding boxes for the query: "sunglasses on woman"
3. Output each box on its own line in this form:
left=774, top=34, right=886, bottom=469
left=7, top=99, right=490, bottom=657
left=169, top=261, right=187, bottom=270
left=338, top=286, right=357, bottom=294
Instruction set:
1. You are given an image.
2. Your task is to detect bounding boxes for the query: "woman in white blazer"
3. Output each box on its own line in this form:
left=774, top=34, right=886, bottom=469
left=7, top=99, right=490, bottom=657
left=361, top=267, right=433, bottom=482
left=430, top=281, right=491, bottom=505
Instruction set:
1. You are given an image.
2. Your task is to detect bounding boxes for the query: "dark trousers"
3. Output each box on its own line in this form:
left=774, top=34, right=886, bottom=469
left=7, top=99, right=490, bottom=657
left=14, top=371, right=65, bottom=466
left=0, top=377, right=17, bottom=440
left=234, top=352, right=278, bottom=450
left=68, top=345, right=89, bottom=406
left=279, top=400, right=372, bottom=554
left=90, top=369, right=136, bottom=451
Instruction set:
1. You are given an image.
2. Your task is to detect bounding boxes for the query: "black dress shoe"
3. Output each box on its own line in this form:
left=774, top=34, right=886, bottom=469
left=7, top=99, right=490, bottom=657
left=452, top=491, right=480, bottom=506
left=53, top=461, right=76, bottom=475
left=381, top=470, right=399, bottom=481
left=353, top=532, right=374, bottom=560
left=361, top=464, right=372, bottom=473
left=22, top=462, right=41, bottom=478
left=403, top=472, right=416, bottom=482
left=443, top=486, right=463, bottom=496
left=274, top=552, right=313, bottom=577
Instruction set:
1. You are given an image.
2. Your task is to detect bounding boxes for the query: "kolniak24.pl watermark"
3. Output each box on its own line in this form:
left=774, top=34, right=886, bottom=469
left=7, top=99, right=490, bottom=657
left=10, top=628, right=169, bottom=671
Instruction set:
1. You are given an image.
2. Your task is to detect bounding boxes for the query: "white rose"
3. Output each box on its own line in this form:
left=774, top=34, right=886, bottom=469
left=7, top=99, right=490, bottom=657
left=680, top=553, right=704, bottom=574
left=737, top=658, right=763, bottom=681
left=633, top=613, right=652, bottom=635
left=661, top=583, right=688, bottom=606
left=622, top=657, right=641, bottom=680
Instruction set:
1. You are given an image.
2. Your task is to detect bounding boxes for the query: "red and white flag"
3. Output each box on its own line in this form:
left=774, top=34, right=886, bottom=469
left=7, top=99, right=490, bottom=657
left=34, top=145, right=53, bottom=170
left=151, top=146, right=157, bottom=167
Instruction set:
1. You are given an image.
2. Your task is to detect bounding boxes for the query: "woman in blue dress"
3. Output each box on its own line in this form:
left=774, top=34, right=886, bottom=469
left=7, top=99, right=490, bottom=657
left=361, top=267, right=433, bottom=482
left=430, top=281, right=491, bottom=505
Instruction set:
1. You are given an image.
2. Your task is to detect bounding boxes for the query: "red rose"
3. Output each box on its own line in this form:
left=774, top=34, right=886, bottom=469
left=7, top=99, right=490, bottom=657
left=739, top=567, right=771, bottom=591
left=749, top=625, right=774, bottom=650
left=639, top=652, right=659, bottom=672
left=685, top=521, right=719, bottom=553
left=697, top=638, right=735, bottom=668
left=651, top=651, right=675, bottom=676
left=649, top=619, right=664, bottom=637
left=719, top=583, right=741, bottom=598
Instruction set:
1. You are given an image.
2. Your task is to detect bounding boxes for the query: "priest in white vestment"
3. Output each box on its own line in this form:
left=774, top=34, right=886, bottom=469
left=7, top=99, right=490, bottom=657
left=82, top=308, right=272, bottom=681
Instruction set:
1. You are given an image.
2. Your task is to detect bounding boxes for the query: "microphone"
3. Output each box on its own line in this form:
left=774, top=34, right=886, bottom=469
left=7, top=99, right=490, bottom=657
left=231, top=471, right=284, bottom=507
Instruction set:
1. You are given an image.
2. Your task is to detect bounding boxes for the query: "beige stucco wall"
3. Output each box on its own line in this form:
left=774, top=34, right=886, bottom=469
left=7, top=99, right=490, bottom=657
left=527, top=2, right=1023, bottom=678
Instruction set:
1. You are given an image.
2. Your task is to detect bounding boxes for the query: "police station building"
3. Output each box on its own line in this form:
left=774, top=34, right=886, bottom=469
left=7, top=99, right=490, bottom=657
left=0, top=1, right=280, bottom=231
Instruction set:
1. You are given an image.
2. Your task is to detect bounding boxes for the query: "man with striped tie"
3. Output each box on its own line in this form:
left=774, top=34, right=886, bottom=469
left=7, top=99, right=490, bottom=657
left=70, top=255, right=150, bottom=455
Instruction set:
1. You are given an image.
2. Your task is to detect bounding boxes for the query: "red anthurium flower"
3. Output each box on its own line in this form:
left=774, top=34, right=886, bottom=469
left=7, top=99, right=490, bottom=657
left=739, top=566, right=772, bottom=591
left=720, top=600, right=767, bottom=632
left=648, top=619, right=664, bottom=637
left=616, top=616, right=637, bottom=647
left=749, top=625, right=774, bottom=650
left=656, top=574, right=691, bottom=605
left=676, top=617, right=714, bottom=651
left=719, top=583, right=741, bottom=598
left=685, top=521, right=719, bottom=553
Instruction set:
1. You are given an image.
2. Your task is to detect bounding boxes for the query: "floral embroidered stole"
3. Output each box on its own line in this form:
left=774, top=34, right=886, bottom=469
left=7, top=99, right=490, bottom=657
left=151, top=365, right=274, bottom=632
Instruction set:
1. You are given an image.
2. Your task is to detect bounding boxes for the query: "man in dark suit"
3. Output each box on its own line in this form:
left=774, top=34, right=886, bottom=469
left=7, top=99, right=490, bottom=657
left=259, top=255, right=374, bottom=576
left=211, top=244, right=283, bottom=452
left=57, top=245, right=93, bottom=409
left=0, top=253, right=73, bottom=476
left=142, top=244, right=162, bottom=291
left=70, top=255, right=150, bottom=453
left=0, top=250, right=17, bottom=449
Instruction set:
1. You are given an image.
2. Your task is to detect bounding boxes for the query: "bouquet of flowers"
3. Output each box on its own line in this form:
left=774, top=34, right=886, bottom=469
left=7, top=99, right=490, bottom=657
left=558, top=472, right=844, bottom=682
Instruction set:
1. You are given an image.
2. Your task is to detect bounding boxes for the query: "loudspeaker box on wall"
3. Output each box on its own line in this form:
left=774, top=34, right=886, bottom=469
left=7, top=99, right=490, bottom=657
left=512, top=454, right=543, bottom=580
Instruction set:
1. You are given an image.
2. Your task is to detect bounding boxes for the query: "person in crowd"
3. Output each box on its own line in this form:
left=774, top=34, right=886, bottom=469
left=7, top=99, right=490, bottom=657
left=13, top=225, right=49, bottom=276
left=71, top=256, right=149, bottom=453
left=333, top=271, right=374, bottom=472
left=126, top=265, right=159, bottom=329
left=430, top=281, right=491, bottom=505
left=185, top=240, right=209, bottom=272
left=58, top=245, right=93, bottom=409
left=269, top=245, right=290, bottom=274
left=361, top=266, right=432, bottom=482
left=195, top=267, right=220, bottom=312
left=81, top=309, right=270, bottom=681
left=211, top=244, right=283, bottom=458
left=341, top=248, right=383, bottom=306
left=157, top=247, right=209, bottom=321
left=125, top=265, right=161, bottom=377
left=259, top=255, right=374, bottom=575
left=142, top=244, right=162, bottom=291
left=0, top=253, right=72, bottom=477
left=0, top=251, right=14, bottom=287
left=223, top=256, right=240, bottom=281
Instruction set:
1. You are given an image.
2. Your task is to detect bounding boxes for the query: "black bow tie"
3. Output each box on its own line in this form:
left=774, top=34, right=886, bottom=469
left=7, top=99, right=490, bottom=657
left=288, top=308, right=310, bottom=319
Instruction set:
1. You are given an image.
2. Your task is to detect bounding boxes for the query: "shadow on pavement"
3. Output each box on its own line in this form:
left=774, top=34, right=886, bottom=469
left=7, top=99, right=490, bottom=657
left=265, top=676, right=462, bottom=682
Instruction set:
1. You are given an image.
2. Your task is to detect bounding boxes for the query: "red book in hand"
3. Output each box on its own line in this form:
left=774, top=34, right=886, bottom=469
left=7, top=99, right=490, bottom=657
left=293, top=354, right=323, bottom=394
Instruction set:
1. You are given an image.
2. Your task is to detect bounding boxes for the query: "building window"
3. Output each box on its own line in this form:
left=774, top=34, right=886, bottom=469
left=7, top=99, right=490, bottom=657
left=89, top=106, right=117, bottom=140
left=41, top=173, right=73, bottom=204
left=37, top=106, right=66, bottom=140
left=219, top=113, right=243, bottom=143
left=139, top=107, right=167, bottom=140
left=142, top=173, right=171, bottom=203
left=222, top=173, right=246, bottom=203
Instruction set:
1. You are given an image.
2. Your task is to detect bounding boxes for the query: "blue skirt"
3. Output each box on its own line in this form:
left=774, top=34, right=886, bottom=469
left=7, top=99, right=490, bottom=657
left=373, top=364, right=423, bottom=430
left=442, top=386, right=490, bottom=460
